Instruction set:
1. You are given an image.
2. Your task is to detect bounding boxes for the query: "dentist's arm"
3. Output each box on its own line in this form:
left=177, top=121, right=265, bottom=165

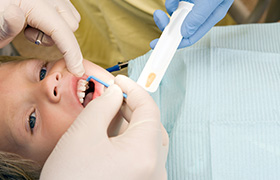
left=150, top=0, right=234, bottom=49
left=0, top=0, right=84, bottom=76
left=40, top=75, right=169, bottom=180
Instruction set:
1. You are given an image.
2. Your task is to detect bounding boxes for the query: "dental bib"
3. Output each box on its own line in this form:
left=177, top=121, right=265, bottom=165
left=128, top=23, right=280, bottom=180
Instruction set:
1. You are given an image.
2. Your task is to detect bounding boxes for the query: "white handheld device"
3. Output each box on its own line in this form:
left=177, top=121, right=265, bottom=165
left=137, top=1, right=194, bottom=92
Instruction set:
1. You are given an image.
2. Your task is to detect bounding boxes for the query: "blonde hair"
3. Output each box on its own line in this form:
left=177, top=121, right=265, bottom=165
left=0, top=151, right=42, bottom=180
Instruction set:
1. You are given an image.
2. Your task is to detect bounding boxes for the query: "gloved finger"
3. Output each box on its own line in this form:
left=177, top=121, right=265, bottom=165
left=119, top=101, right=132, bottom=122
left=153, top=10, right=170, bottom=32
left=73, top=84, right=123, bottom=141
left=160, top=124, right=169, bottom=147
left=21, top=0, right=84, bottom=77
left=114, top=76, right=168, bottom=172
left=158, top=125, right=169, bottom=178
left=114, top=75, right=164, bottom=147
left=54, top=0, right=80, bottom=32
left=41, top=85, right=123, bottom=179
left=180, top=0, right=233, bottom=47
left=165, top=0, right=179, bottom=15
left=65, top=0, right=81, bottom=23
left=159, top=124, right=169, bottom=164
left=24, top=27, right=54, bottom=46
left=149, top=38, right=158, bottom=49
left=181, top=1, right=222, bottom=38
left=177, top=38, right=192, bottom=49
left=114, top=75, right=160, bottom=125
left=0, top=5, right=25, bottom=48
left=120, top=99, right=169, bottom=146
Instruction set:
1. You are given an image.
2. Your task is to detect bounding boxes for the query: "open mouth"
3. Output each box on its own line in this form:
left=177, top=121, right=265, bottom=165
left=77, top=79, right=97, bottom=107
left=83, top=80, right=95, bottom=107
left=77, top=77, right=105, bottom=107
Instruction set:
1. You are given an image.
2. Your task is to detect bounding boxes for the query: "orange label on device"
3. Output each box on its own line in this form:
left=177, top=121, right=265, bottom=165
left=145, top=73, right=156, bottom=88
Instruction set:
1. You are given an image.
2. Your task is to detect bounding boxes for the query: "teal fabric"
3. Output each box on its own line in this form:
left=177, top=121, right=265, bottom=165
left=128, top=23, right=280, bottom=180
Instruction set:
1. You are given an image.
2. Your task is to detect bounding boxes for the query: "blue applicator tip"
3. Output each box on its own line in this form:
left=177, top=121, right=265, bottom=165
left=86, top=76, right=127, bottom=98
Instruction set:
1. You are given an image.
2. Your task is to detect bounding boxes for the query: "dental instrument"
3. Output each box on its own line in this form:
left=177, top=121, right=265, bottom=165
left=137, top=1, right=194, bottom=92
left=86, top=75, right=127, bottom=98
left=106, top=61, right=129, bottom=72
left=35, top=31, right=44, bottom=45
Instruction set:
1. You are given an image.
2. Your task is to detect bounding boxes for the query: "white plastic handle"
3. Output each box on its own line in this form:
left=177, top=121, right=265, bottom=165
left=137, top=1, right=194, bottom=92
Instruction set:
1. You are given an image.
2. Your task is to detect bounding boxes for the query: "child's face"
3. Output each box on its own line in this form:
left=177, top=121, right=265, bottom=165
left=0, top=58, right=114, bottom=165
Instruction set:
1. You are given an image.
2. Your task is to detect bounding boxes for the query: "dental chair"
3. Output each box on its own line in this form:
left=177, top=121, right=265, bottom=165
left=229, top=0, right=279, bottom=24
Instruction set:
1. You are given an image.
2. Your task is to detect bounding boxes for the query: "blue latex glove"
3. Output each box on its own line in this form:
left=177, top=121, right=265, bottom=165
left=150, top=0, right=234, bottom=49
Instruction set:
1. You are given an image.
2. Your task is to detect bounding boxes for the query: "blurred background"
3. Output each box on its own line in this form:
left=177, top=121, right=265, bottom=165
left=1, top=0, right=279, bottom=69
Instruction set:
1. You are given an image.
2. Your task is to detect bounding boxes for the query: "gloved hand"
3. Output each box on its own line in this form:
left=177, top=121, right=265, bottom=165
left=150, top=0, right=234, bottom=49
left=40, top=75, right=169, bottom=180
left=0, top=0, right=84, bottom=77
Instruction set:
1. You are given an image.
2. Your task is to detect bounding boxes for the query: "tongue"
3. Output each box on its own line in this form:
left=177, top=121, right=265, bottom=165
left=83, top=92, right=93, bottom=107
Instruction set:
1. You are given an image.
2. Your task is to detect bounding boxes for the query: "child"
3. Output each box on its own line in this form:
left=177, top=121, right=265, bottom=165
left=0, top=58, right=128, bottom=168
left=1, top=22, right=280, bottom=180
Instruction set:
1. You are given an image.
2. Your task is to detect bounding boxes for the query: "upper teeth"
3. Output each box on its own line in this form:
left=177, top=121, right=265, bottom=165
left=77, top=79, right=89, bottom=104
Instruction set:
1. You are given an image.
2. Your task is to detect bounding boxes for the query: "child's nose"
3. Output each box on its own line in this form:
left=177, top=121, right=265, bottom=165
left=43, top=72, right=62, bottom=103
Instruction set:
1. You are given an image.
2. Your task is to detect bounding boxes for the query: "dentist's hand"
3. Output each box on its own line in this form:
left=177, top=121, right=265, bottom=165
left=40, top=75, right=169, bottom=180
left=150, top=0, right=234, bottom=49
left=0, top=0, right=84, bottom=76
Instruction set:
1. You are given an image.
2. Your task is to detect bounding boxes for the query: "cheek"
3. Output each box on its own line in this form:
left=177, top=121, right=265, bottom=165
left=31, top=107, right=80, bottom=165
left=41, top=107, right=79, bottom=142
